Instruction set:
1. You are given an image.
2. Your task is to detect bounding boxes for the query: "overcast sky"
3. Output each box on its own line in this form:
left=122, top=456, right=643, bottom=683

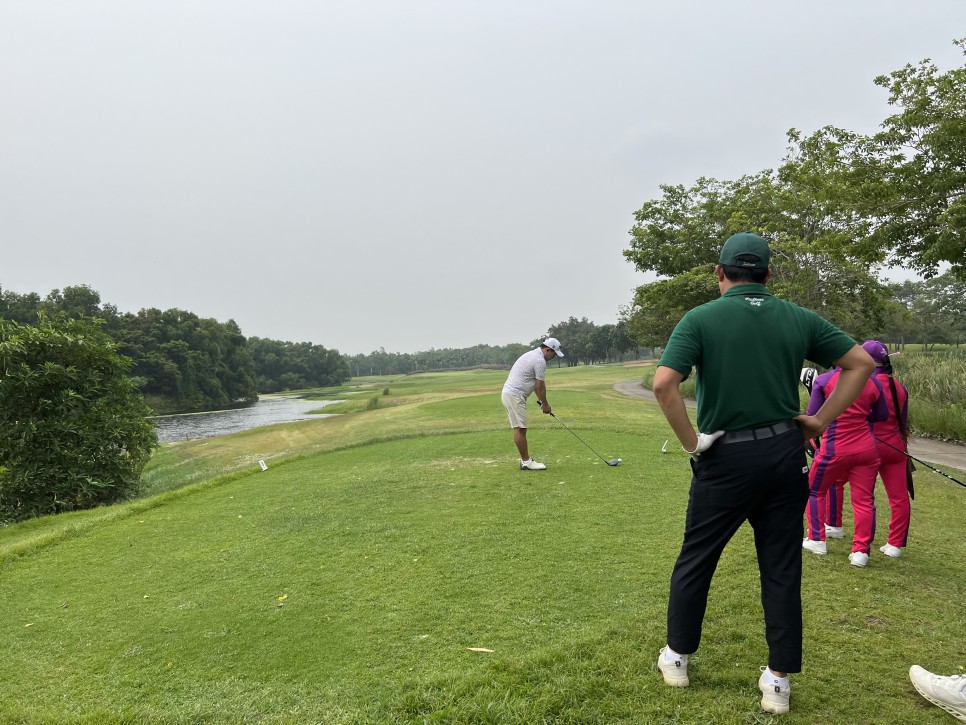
left=1, top=2, right=962, bottom=355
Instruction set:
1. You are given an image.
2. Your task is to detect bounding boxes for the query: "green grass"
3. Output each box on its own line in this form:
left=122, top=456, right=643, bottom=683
left=0, top=363, right=963, bottom=723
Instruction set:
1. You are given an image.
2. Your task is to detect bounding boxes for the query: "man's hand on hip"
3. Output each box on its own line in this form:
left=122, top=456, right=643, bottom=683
left=683, top=430, right=725, bottom=458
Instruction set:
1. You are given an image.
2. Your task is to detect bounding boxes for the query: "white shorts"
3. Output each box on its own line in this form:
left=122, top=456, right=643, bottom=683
left=502, top=392, right=528, bottom=429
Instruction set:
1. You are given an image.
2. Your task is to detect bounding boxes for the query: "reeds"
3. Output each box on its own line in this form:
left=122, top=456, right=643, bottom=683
left=894, top=348, right=966, bottom=441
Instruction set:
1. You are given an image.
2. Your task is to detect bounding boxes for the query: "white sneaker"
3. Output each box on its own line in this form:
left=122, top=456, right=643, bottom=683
left=825, top=525, right=845, bottom=539
left=849, top=551, right=869, bottom=567
left=880, top=544, right=902, bottom=558
left=519, top=458, right=546, bottom=471
left=758, top=667, right=791, bottom=714
left=909, top=665, right=966, bottom=721
left=802, top=538, right=827, bottom=555
left=657, top=646, right=689, bottom=687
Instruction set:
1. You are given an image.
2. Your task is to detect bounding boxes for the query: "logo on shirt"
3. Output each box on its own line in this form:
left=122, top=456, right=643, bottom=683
left=745, top=297, right=763, bottom=307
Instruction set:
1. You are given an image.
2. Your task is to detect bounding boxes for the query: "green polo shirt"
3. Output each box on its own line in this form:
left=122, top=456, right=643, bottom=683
left=658, top=283, right=856, bottom=433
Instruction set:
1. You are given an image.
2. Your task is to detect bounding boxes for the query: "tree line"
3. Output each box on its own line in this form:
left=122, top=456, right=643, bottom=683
left=622, top=40, right=966, bottom=349
left=345, top=319, right=646, bottom=376
left=0, top=284, right=351, bottom=414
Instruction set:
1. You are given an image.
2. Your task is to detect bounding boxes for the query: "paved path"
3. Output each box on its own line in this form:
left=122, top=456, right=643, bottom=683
left=614, top=379, right=966, bottom=476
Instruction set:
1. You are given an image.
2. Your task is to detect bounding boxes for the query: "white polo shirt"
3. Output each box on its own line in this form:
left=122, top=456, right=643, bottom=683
left=502, top=348, right=546, bottom=397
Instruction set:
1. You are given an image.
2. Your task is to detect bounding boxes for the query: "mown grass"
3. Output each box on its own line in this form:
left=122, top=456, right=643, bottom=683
left=0, top=363, right=963, bottom=723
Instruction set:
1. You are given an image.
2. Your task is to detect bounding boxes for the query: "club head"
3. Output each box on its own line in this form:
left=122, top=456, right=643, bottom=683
left=607, top=458, right=621, bottom=466
left=800, top=367, right=816, bottom=393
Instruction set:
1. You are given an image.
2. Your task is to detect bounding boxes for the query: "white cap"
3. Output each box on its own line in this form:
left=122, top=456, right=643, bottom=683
left=542, top=337, right=564, bottom=357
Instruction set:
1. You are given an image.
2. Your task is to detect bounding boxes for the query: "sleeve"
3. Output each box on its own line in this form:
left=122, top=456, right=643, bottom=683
left=658, top=312, right=700, bottom=381
left=806, top=380, right=827, bottom=416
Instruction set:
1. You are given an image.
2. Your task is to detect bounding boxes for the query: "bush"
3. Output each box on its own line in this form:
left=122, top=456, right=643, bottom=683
left=0, top=317, right=158, bottom=522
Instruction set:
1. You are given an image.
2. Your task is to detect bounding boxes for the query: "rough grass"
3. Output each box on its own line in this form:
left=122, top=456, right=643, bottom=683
left=0, top=363, right=963, bottom=723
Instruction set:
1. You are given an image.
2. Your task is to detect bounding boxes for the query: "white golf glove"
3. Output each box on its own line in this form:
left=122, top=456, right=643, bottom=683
left=683, top=430, right=725, bottom=457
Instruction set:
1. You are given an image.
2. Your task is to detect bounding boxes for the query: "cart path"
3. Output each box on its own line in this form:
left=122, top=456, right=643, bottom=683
left=614, top=378, right=966, bottom=474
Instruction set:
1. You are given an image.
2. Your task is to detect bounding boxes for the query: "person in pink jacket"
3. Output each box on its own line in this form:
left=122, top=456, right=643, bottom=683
left=802, top=366, right=887, bottom=566
left=863, top=340, right=912, bottom=559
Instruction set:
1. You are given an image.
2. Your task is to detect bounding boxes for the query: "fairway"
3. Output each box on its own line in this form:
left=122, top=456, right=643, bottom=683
left=0, top=365, right=963, bottom=723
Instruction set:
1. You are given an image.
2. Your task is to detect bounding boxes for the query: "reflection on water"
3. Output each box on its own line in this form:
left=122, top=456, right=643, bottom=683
left=150, top=397, right=343, bottom=443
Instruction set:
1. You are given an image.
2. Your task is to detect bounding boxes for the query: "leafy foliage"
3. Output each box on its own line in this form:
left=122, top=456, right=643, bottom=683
left=623, top=41, right=966, bottom=346
left=866, top=39, right=966, bottom=279
left=0, top=283, right=354, bottom=412
left=623, top=171, right=888, bottom=344
left=0, top=317, right=157, bottom=522
left=248, top=336, right=351, bottom=392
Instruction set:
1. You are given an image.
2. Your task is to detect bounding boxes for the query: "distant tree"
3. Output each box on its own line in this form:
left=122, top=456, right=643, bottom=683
left=0, top=316, right=157, bottom=522
left=42, top=285, right=104, bottom=319
left=249, top=337, right=350, bottom=392
left=546, top=317, right=598, bottom=366
left=0, top=287, right=41, bottom=324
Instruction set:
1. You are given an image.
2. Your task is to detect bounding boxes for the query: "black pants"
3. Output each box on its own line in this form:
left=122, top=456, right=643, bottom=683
left=666, top=427, right=809, bottom=673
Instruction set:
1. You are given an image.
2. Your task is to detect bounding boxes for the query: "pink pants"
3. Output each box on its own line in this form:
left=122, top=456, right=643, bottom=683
left=826, top=480, right=845, bottom=528
left=877, top=441, right=911, bottom=547
left=805, top=447, right=880, bottom=553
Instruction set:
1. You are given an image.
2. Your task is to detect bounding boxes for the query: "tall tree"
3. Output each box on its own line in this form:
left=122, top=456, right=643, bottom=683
left=865, top=39, right=966, bottom=280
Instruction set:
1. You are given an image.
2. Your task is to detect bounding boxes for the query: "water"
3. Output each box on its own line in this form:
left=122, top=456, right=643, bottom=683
left=150, top=397, right=343, bottom=443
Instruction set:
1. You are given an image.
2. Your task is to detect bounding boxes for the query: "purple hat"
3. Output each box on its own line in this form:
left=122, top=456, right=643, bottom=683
left=862, top=340, right=889, bottom=365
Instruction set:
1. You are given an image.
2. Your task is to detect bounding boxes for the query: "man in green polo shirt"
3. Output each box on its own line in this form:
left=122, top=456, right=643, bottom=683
left=651, top=232, right=875, bottom=715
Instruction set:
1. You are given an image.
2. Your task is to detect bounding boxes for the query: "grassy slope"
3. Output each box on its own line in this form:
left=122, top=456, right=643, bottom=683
left=0, top=364, right=963, bottom=724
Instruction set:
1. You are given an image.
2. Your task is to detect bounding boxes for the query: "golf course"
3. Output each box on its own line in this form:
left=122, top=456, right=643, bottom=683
left=1, top=363, right=963, bottom=723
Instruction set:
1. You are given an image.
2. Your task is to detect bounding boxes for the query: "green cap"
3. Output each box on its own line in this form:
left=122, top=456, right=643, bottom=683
left=719, top=232, right=770, bottom=269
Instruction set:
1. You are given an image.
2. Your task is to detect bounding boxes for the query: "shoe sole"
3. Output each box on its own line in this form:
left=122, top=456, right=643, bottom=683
left=760, top=697, right=790, bottom=715
left=658, top=665, right=689, bottom=687
left=910, top=683, right=966, bottom=722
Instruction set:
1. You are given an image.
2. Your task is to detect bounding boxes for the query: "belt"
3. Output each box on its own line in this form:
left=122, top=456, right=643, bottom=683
left=718, top=420, right=799, bottom=445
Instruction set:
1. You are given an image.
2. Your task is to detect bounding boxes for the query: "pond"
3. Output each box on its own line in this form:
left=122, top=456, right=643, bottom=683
left=150, top=397, right=343, bottom=443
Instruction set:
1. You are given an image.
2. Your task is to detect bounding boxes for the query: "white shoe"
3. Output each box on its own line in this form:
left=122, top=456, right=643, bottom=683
left=880, top=544, right=902, bottom=558
left=825, top=525, right=844, bottom=539
left=802, top=538, right=827, bottom=555
left=759, top=667, right=791, bottom=714
left=520, top=458, right=546, bottom=471
left=909, top=665, right=966, bottom=721
left=657, top=646, right=689, bottom=687
left=849, top=551, right=869, bottom=567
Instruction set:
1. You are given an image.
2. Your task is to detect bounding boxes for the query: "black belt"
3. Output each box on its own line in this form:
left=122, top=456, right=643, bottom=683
left=719, top=420, right=799, bottom=445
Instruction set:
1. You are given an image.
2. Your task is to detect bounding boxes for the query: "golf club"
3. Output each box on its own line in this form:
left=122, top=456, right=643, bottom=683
left=538, top=402, right=621, bottom=466
left=874, top=436, right=966, bottom=489
left=800, top=367, right=964, bottom=489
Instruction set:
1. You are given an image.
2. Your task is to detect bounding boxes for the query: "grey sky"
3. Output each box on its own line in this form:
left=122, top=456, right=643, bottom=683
left=1, top=1, right=962, bottom=355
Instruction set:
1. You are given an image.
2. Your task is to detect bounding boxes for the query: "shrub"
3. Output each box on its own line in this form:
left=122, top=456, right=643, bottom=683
left=0, top=317, right=158, bottom=522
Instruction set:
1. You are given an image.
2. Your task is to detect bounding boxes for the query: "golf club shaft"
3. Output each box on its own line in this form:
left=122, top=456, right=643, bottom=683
left=538, top=402, right=611, bottom=464
left=874, top=436, right=966, bottom=489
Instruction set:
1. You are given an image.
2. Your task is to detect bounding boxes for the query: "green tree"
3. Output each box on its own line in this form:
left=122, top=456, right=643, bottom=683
left=0, top=316, right=157, bottom=522
left=623, top=143, right=890, bottom=346
left=865, top=39, right=966, bottom=280
left=42, top=285, right=104, bottom=319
